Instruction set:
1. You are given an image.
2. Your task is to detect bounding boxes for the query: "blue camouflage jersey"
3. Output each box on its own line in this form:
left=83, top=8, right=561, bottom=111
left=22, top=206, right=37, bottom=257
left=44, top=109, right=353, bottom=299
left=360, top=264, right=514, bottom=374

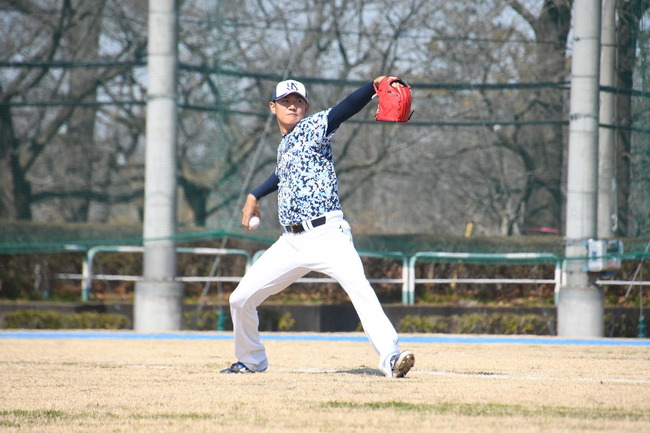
left=249, top=82, right=376, bottom=227
left=276, top=109, right=341, bottom=226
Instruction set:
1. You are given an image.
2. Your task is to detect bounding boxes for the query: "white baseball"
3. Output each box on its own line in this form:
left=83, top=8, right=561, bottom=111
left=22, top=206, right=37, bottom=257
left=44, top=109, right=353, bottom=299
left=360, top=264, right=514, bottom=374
left=249, top=215, right=260, bottom=230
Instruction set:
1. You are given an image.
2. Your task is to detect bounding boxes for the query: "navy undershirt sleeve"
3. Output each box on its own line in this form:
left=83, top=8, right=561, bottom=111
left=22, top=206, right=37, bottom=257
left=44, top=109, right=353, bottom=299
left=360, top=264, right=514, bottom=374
left=250, top=172, right=279, bottom=200
left=326, top=82, right=375, bottom=135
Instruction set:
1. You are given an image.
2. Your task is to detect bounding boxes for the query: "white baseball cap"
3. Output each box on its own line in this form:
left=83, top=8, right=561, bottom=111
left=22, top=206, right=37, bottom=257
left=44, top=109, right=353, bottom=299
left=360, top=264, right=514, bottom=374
left=272, top=79, right=308, bottom=102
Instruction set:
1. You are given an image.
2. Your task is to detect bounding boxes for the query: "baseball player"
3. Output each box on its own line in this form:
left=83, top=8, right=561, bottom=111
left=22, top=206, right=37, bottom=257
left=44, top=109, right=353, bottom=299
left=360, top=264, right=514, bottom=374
left=220, top=77, right=415, bottom=378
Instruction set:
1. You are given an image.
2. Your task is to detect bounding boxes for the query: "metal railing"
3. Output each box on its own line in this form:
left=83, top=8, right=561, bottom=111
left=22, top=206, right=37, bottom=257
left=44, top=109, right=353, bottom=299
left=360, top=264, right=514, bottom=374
left=406, top=252, right=562, bottom=305
left=53, top=246, right=650, bottom=304
left=56, top=245, right=251, bottom=301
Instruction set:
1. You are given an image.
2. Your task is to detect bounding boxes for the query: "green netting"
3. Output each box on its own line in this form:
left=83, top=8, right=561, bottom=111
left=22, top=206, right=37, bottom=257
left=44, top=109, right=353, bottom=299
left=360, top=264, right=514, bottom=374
left=632, top=4, right=650, bottom=235
left=2, top=219, right=649, bottom=266
left=0, top=221, right=274, bottom=255
left=1, top=1, right=649, bottom=261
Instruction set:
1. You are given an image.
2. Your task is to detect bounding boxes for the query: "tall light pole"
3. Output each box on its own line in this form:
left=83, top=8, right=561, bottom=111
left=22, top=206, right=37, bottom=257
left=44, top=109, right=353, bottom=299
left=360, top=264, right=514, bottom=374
left=134, top=0, right=184, bottom=331
left=558, top=0, right=603, bottom=337
left=598, top=0, right=617, bottom=238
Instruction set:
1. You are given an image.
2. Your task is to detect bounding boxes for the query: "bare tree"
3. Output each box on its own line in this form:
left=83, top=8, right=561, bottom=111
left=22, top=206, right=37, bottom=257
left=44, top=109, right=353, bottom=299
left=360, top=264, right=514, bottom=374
left=0, top=0, right=646, bottom=239
left=497, top=0, right=572, bottom=234
left=614, top=0, right=650, bottom=236
left=174, top=0, right=434, bottom=227
left=0, top=0, right=147, bottom=222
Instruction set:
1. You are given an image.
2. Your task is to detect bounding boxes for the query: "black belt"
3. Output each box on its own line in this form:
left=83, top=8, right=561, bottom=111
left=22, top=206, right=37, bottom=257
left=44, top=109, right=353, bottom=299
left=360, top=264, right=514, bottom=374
left=284, top=216, right=327, bottom=234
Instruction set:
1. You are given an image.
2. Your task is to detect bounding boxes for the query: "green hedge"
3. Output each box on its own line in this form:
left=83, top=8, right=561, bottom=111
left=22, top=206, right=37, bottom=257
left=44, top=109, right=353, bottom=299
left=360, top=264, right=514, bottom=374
left=1, top=310, right=130, bottom=329
left=1, top=309, right=643, bottom=338
left=398, top=312, right=642, bottom=338
left=182, top=310, right=294, bottom=332
left=0, top=309, right=291, bottom=332
left=399, top=313, right=555, bottom=335
left=183, top=310, right=231, bottom=331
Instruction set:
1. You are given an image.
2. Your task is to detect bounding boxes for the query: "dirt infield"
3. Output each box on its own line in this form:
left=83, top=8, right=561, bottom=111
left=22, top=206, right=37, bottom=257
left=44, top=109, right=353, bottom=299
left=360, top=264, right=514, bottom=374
left=1, top=332, right=649, bottom=432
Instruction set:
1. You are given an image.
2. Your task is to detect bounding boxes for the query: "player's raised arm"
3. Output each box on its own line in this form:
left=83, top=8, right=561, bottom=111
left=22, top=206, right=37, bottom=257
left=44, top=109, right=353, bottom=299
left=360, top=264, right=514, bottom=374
left=326, top=82, right=376, bottom=134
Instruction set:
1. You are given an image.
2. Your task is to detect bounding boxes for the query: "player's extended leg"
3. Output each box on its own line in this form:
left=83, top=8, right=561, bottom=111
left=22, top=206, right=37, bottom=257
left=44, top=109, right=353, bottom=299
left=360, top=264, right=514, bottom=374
left=226, top=236, right=308, bottom=372
left=302, top=217, right=412, bottom=377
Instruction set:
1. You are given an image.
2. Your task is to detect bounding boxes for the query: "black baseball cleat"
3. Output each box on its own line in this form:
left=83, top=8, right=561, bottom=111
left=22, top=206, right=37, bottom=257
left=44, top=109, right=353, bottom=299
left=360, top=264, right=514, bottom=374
left=390, top=350, right=415, bottom=378
left=220, top=361, right=255, bottom=374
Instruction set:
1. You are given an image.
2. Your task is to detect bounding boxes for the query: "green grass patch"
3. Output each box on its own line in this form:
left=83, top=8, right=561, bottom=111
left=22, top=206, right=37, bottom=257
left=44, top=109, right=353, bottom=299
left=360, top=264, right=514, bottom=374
left=130, top=412, right=216, bottom=420
left=0, top=409, right=218, bottom=428
left=326, top=401, right=427, bottom=412
left=324, top=401, right=648, bottom=421
left=0, top=409, right=70, bottom=426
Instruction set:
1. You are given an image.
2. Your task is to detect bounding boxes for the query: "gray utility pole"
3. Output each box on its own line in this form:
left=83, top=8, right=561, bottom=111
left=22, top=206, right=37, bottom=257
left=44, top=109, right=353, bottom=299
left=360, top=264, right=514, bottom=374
left=134, top=0, right=184, bottom=331
left=558, top=0, right=603, bottom=337
left=598, top=0, right=617, bottom=238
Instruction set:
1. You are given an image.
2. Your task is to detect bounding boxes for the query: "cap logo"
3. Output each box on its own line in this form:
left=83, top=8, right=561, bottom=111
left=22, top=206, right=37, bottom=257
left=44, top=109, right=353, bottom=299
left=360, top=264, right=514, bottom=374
left=272, top=80, right=308, bottom=102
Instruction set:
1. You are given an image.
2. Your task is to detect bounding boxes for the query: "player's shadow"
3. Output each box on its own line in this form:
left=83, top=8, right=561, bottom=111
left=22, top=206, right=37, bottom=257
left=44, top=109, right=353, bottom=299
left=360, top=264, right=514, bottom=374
left=334, top=367, right=384, bottom=377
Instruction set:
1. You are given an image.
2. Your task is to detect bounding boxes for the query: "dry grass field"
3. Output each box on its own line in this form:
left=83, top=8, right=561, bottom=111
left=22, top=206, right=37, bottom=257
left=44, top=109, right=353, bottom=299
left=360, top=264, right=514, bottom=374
left=1, top=331, right=649, bottom=432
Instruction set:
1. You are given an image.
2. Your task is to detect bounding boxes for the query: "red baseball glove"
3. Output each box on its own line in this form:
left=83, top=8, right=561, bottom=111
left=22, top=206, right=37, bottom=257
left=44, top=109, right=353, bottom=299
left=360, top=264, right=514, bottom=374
left=374, top=76, right=413, bottom=123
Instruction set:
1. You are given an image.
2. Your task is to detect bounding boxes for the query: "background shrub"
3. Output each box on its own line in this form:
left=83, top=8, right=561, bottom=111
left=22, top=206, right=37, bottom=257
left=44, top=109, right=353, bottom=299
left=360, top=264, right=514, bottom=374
left=398, top=312, right=645, bottom=338
left=399, top=313, right=556, bottom=336
left=2, top=310, right=130, bottom=329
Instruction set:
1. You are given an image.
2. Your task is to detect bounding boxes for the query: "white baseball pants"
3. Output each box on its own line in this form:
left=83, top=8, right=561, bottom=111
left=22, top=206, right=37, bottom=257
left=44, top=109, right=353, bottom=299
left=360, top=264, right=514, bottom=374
left=229, top=211, right=401, bottom=377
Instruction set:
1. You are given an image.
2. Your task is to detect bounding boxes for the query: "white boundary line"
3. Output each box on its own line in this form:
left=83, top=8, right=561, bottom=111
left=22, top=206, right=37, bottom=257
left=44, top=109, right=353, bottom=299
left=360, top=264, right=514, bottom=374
left=279, top=367, right=650, bottom=385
